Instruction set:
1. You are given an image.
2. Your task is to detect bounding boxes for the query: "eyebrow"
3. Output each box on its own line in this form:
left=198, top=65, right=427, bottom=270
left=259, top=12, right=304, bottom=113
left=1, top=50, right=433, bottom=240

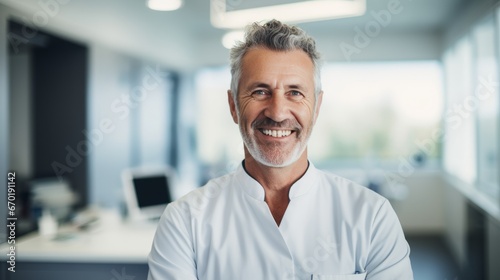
left=245, top=82, right=270, bottom=90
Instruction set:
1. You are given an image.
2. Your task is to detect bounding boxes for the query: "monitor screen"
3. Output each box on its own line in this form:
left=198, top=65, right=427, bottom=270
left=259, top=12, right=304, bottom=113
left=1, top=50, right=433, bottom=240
left=122, top=167, right=175, bottom=220
left=133, top=175, right=172, bottom=208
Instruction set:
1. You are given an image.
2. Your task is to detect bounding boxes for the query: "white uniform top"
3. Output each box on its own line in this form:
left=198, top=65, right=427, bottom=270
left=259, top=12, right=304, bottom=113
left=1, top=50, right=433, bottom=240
left=148, top=162, right=413, bottom=280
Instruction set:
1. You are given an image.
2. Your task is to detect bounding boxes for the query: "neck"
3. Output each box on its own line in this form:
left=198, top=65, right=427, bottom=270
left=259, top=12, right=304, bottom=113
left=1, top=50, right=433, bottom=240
left=243, top=149, right=309, bottom=193
left=243, top=150, right=309, bottom=226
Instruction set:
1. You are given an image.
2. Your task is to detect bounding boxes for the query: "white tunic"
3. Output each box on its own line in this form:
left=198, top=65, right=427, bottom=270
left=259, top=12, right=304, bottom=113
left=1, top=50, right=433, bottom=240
left=148, top=162, right=413, bottom=280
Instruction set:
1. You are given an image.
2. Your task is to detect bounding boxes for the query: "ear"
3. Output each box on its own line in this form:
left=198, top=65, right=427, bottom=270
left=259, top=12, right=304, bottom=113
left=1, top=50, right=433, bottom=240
left=313, top=91, right=323, bottom=125
left=228, top=90, right=239, bottom=124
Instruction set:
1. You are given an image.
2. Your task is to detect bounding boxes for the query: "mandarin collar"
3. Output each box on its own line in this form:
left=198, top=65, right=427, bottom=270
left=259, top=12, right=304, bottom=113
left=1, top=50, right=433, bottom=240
left=235, top=161, right=318, bottom=201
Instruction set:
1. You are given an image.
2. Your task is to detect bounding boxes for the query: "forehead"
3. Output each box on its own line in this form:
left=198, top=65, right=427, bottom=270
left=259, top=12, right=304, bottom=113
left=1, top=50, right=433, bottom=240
left=239, top=47, right=315, bottom=87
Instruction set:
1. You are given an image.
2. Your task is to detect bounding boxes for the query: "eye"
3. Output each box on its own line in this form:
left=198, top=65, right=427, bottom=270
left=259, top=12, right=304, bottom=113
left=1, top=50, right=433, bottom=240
left=288, top=90, right=304, bottom=99
left=251, top=89, right=269, bottom=99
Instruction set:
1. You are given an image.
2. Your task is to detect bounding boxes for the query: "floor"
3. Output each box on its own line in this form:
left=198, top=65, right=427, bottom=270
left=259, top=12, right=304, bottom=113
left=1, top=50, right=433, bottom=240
left=407, top=235, right=461, bottom=280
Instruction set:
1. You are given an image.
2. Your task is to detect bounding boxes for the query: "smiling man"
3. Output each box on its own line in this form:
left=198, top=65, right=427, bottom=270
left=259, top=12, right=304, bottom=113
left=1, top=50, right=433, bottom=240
left=148, top=20, right=413, bottom=280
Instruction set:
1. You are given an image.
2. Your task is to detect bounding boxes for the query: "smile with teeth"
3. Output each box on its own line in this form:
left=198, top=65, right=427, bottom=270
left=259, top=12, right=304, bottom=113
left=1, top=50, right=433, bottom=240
left=261, top=129, right=293, bottom=138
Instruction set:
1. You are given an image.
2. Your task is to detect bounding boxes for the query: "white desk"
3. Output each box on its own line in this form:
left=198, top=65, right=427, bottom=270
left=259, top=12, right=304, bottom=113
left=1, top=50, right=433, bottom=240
left=0, top=220, right=158, bottom=263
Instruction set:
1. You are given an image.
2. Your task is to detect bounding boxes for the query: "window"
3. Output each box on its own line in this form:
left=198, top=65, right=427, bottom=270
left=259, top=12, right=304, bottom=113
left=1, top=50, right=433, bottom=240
left=442, top=10, right=500, bottom=210
left=195, top=67, right=243, bottom=168
left=309, top=61, right=444, bottom=165
left=473, top=16, right=499, bottom=199
left=442, top=36, right=477, bottom=185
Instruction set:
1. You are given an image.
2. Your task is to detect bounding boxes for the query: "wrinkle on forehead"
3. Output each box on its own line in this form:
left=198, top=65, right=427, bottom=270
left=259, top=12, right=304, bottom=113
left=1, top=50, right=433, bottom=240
left=239, top=48, right=315, bottom=94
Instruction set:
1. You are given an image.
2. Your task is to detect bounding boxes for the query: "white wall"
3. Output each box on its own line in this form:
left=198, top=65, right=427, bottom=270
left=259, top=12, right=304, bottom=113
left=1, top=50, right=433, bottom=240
left=88, top=44, right=179, bottom=209
left=393, top=171, right=446, bottom=234
left=87, top=45, right=135, bottom=208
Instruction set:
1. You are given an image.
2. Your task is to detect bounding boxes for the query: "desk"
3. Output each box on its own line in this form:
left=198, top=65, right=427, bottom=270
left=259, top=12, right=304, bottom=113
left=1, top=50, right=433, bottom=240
left=0, top=221, right=158, bottom=280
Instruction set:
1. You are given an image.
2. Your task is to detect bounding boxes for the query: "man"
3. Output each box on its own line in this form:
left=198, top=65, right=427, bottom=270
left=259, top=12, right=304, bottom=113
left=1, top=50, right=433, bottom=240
left=148, top=20, right=413, bottom=280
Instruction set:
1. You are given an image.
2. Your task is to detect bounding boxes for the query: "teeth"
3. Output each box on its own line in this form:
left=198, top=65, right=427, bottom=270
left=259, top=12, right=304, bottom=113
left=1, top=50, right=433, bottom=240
left=262, top=129, right=292, bottom=138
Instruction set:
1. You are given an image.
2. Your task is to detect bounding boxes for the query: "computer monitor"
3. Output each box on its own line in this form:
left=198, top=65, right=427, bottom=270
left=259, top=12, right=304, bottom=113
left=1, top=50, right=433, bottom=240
left=122, top=167, right=174, bottom=221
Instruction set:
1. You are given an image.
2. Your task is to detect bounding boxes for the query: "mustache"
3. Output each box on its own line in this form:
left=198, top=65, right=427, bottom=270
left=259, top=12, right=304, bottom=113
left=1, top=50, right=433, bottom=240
left=251, top=117, right=302, bottom=130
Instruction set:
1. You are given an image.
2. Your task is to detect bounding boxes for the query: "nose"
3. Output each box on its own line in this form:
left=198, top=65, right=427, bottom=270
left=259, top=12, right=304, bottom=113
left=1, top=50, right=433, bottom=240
left=264, top=93, right=290, bottom=123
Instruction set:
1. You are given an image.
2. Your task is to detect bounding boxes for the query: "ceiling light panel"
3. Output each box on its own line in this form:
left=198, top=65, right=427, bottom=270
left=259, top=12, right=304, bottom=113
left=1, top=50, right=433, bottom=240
left=147, top=0, right=183, bottom=11
left=211, top=0, right=366, bottom=29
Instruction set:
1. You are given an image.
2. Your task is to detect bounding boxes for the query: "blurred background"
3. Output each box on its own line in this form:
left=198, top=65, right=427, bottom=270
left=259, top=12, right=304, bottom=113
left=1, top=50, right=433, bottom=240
left=0, top=0, right=499, bottom=279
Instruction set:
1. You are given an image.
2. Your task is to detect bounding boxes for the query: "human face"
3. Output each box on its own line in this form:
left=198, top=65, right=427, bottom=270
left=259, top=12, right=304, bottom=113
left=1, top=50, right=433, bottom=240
left=228, top=48, right=323, bottom=167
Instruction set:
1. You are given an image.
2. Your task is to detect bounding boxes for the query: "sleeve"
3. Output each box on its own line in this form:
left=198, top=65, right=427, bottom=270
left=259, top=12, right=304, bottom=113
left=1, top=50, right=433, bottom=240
left=365, top=200, right=414, bottom=280
left=147, top=203, right=198, bottom=280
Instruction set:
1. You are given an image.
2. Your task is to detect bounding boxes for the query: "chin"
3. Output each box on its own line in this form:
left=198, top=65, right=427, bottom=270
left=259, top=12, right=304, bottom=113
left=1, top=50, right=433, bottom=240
left=250, top=146, right=305, bottom=168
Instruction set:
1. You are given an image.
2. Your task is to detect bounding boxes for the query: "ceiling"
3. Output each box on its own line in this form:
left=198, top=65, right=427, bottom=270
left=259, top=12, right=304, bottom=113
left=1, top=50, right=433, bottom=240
left=1, top=0, right=467, bottom=69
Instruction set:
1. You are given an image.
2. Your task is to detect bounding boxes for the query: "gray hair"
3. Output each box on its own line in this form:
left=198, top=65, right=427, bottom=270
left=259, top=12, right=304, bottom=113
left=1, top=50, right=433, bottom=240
left=229, top=19, right=322, bottom=102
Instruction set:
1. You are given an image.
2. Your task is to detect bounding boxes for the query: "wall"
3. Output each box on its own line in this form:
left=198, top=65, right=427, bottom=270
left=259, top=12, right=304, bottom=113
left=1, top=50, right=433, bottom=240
left=32, top=38, right=88, bottom=207
left=174, top=71, right=201, bottom=193
left=8, top=52, right=32, bottom=178
left=392, top=171, right=446, bottom=234
left=487, top=217, right=500, bottom=279
left=443, top=0, right=500, bottom=50
left=87, top=45, right=135, bottom=208
left=88, top=44, right=180, bottom=209
left=443, top=180, right=467, bottom=267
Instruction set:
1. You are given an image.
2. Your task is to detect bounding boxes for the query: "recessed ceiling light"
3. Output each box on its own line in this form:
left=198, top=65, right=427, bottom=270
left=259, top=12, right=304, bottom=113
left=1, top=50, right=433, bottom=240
left=211, top=0, right=366, bottom=29
left=147, top=0, right=182, bottom=11
left=222, top=31, right=245, bottom=49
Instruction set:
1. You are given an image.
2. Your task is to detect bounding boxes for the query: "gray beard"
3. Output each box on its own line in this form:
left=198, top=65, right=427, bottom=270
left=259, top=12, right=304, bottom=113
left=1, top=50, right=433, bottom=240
left=240, top=128, right=310, bottom=168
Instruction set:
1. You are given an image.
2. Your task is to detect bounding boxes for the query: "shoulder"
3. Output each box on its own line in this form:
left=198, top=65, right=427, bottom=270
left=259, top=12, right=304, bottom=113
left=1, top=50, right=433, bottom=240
left=165, top=171, right=236, bottom=219
left=317, top=169, right=385, bottom=199
left=313, top=168, right=403, bottom=239
left=314, top=168, right=389, bottom=213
